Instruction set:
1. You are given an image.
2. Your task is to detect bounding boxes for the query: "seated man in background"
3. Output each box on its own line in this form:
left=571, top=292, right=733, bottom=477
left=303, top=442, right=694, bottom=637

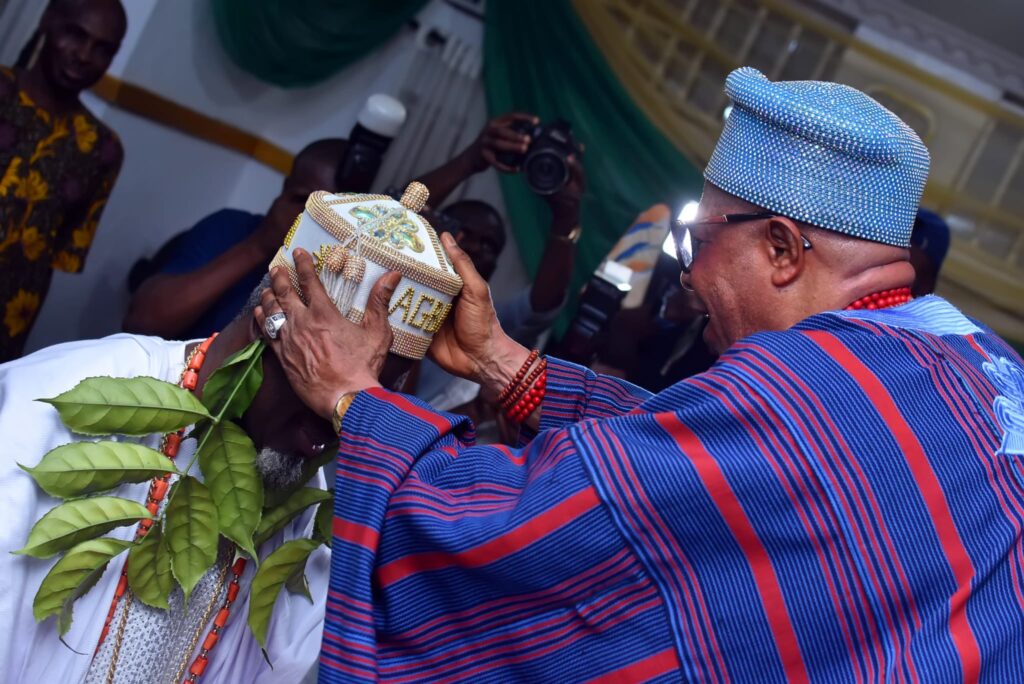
left=408, top=112, right=582, bottom=414
left=123, top=138, right=346, bottom=339
left=909, top=207, right=950, bottom=297
left=1, top=0, right=126, bottom=362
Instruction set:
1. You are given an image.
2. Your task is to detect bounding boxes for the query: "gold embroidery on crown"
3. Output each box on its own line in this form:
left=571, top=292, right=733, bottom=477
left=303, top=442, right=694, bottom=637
left=306, top=192, right=463, bottom=296
left=342, top=254, right=365, bottom=283
left=399, top=181, right=429, bottom=213
left=313, top=244, right=347, bottom=274
left=387, top=286, right=453, bottom=335
left=283, top=213, right=302, bottom=248
left=351, top=204, right=425, bottom=253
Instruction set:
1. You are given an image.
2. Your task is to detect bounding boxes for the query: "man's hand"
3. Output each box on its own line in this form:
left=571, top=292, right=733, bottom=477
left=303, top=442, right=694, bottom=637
left=254, top=249, right=397, bottom=421
left=413, top=112, right=537, bottom=209
left=463, top=112, right=538, bottom=174
left=430, top=233, right=530, bottom=401
left=545, top=153, right=585, bottom=235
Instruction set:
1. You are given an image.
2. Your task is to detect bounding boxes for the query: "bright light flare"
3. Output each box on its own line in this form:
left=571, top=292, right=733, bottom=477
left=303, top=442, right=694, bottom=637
left=662, top=201, right=699, bottom=257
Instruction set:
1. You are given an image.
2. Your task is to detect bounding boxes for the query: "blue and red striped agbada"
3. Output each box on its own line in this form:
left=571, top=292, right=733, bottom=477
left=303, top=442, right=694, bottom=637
left=319, top=296, right=1024, bottom=683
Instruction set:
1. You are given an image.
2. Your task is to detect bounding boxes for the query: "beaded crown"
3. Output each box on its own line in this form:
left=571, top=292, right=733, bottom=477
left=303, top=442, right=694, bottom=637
left=270, top=182, right=463, bottom=359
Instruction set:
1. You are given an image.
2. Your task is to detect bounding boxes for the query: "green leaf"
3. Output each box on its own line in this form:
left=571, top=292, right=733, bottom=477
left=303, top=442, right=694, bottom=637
left=127, top=524, right=174, bottom=610
left=314, top=495, right=334, bottom=548
left=14, top=497, right=152, bottom=558
left=164, top=477, right=218, bottom=603
left=56, top=545, right=113, bottom=637
left=284, top=560, right=313, bottom=604
left=262, top=445, right=335, bottom=510
left=20, top=441, right=176, bottom=499
left=33, top=538, right=131, bottom=623
left=255, top=487, right=331, bottom=548
left=40, top=376, right=211, bottom=436
left=201, top=340, right=265, bottom=421
left=247, top=538, right=319, bottom=650
left=198, top=422, right=263, bottom=560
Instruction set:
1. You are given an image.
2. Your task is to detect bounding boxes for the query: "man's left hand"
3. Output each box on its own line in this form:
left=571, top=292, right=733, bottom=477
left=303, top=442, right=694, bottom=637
left=254, top=249, right=399, bottom=421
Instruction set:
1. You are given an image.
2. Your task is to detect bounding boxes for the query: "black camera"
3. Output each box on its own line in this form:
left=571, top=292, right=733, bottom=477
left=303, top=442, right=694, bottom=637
left=548, top=261, right=631, bottom=365
left=496, top=118, right=583, bottom=196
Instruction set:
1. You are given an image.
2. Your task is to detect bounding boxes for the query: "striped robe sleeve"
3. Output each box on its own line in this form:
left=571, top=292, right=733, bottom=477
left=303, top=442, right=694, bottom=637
left=320, top=385, right=680, bottom=682
left=538, top=358, right=652, bottom=431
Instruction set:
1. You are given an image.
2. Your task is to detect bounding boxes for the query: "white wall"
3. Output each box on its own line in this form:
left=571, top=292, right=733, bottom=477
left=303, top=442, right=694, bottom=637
left=15, top=0, right=523, bottom=352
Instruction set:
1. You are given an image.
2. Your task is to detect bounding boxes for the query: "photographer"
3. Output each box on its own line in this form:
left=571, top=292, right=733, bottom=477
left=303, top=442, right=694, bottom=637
left=409, top=112, right=584, bottom=413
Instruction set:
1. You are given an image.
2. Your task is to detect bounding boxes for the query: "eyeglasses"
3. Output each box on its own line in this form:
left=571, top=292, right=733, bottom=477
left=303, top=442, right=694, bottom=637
left=671, top=211, right=813, bottom=273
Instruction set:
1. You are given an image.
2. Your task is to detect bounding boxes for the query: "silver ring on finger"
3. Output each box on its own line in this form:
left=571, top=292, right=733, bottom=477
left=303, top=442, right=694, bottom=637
left=264, top=311, right=287, bottom=340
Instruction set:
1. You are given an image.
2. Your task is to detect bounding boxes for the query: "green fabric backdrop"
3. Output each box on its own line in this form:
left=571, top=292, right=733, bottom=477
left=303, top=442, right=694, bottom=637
left=483, top=0, right=704, bottom=332
left=211, top=0, right=429, bottom=88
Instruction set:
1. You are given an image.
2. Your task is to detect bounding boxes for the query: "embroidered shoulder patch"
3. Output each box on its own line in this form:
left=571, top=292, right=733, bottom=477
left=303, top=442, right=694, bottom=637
left=982, top=357, right=1024, bottom=484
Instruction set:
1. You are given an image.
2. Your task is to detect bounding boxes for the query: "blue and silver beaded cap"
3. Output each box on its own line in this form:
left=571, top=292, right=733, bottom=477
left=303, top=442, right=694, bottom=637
left=704, top=67, right=931, bottom=248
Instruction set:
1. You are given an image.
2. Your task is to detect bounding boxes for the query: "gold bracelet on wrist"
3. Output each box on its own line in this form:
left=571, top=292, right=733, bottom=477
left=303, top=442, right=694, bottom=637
left=331, top=391, right=359, bottom=433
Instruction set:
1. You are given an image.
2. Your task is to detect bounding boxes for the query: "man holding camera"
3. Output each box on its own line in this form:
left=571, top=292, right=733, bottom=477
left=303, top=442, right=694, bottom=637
left=409, top=112, right=583, bottom=413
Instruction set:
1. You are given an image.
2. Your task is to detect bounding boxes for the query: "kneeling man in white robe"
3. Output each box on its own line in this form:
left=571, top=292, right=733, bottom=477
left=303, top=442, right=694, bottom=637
left=0, top=284, right=337, bottom=683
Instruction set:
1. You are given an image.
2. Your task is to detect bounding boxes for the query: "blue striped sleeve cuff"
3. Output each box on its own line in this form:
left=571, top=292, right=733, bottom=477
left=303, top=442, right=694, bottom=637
left=539, top=358, right=652, bottom=432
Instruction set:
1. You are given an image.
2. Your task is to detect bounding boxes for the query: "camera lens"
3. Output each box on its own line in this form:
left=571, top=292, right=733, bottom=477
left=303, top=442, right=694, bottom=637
left=524, top=150, right=569, bottom=195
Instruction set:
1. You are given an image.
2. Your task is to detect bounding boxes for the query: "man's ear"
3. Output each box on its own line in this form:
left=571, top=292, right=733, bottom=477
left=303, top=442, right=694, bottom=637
left=764, top=217, right=807, bottom=288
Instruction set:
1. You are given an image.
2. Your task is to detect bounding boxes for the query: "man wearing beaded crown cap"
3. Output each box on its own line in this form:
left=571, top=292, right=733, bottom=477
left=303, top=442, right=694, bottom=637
left=260, top=67, right=1024, bottom=682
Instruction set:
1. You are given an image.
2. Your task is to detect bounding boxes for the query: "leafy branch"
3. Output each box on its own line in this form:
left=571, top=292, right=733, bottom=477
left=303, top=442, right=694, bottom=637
left=20, top=338, right=334, bottom=645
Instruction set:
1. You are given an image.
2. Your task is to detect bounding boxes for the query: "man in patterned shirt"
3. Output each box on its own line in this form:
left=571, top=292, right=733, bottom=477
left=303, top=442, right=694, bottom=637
left=0, top=0, right=125, bottom=361
left=263, top=68, right=1024, bottom=682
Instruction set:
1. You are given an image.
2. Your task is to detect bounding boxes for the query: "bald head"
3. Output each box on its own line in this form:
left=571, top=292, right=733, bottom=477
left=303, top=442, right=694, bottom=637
left=681, top=182, right=914, bottom=353
left=263, top=139, right=348, bottom=237
left=287, top=138, right=347, bottom=194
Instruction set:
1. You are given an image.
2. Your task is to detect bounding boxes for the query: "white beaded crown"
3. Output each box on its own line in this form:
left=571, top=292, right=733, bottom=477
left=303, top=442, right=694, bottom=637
left=270, top=182, right=463, bottom=359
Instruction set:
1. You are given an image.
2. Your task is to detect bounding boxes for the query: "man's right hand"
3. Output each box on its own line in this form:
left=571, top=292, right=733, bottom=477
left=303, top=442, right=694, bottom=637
left=463, top=112, right=538, bottom=174
left=430, top=233, right=530, bottom=401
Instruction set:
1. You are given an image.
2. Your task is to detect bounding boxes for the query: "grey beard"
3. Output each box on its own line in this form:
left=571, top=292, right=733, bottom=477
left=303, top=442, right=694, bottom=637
left=255, top=447, right=306, bottom=492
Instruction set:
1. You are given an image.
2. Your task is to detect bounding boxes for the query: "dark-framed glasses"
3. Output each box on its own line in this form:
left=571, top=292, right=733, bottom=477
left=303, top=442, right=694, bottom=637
left=671, top=212, right=813, bottom=273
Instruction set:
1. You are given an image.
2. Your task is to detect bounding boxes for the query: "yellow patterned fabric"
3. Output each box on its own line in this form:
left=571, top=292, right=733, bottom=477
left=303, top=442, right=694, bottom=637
left=0, top=67, right=122, bottom=361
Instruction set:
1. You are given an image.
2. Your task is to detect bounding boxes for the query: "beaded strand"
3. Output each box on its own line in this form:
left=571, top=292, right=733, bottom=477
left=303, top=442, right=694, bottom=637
left=497, top=350, right=548, bottom=424
left=94, top=334, right=246, bottom=684
left=845, top=287, right=912, bottom=311
left=183, top=557, right=247, bottom=683
left=497, top=350, right=539, bottom=406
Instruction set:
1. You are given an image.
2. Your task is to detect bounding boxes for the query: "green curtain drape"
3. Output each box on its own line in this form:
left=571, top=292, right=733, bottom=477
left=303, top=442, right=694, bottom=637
left=211, top=0, right=429, bottom=88
left=484, top=0, right=704, bottom=332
